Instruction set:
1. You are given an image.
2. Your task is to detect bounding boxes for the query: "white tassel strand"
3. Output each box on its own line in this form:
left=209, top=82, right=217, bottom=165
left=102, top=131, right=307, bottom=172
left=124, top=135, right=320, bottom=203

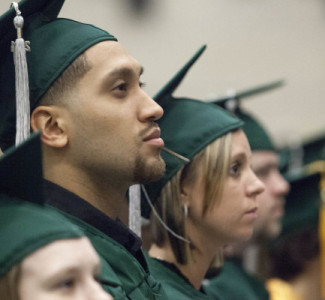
left=11, top=2, right=30, bottom=146
left=141, top=184, right=190, bottom=244
left=129, top=184, right=142, bottom=237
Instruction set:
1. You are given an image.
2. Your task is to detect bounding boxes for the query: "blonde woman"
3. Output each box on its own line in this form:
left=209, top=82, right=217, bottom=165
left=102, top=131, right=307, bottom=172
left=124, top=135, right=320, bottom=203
left=142, top=46, right=265, bottom=299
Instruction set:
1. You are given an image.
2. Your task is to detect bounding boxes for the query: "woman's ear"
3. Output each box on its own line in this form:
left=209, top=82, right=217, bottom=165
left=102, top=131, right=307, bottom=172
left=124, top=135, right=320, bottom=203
left=180, top=181, right=191, bottom=206
left=31, top=106, right=68, bottom=148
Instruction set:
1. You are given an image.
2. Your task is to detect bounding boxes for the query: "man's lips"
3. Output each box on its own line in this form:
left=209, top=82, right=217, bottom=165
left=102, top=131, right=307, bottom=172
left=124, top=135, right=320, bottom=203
left=143, top=128, right=164, bottom=147
left=272, top=205, right=284, bottom=218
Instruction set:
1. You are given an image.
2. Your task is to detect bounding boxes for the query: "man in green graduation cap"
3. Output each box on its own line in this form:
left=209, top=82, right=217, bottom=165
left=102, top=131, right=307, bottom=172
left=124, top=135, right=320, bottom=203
left=204, top=82, right=290, bottom=300
left=267, top=162, right=325, bottom=300
left=0, top=0, right=167, bottom=299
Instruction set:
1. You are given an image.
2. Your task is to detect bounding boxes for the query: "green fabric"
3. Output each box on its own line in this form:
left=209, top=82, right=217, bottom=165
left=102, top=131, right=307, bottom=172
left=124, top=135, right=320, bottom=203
left=213, top=81, right=281, bottom=152
left=0, top=133, right=83, bottom=278
left=302, top=134, right=325, bottom=164
left=142, top=46, right=243, bottom=218
left=204, top=260, right=269, bottom=300
left=0, top=0, right=117, bottom=150
left=281, top=171, right=320, bottom=236
left=212, top=80, right=284, bottom=105
left=278, top=147, right=291, bottom=174
left=0, top=131, right=43, bottom=204
left=58, top=211, right=168, bottom=300
left=237, top=110, right=276, bottom=152
left=153, top=45, right=207, bottom=107
left=145, top=254, right=220, bottom=300
left=0, top=199, right=83, bottom=278
left=278, top=134, right=325, bottom=174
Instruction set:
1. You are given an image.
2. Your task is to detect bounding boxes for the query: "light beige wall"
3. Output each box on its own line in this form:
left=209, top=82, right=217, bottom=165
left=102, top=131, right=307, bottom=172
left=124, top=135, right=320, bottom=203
left=2, top=0, right=325, bottom=147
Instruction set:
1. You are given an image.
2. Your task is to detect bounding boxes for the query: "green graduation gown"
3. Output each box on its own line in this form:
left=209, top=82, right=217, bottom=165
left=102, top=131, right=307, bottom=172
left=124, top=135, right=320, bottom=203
left=64, top=212, right=167, bottom=300
left=146, top=254, right=225, bottom=300
left=45, top=181, right=167, bottom=300
left=204, top=259, right=269, bottom=300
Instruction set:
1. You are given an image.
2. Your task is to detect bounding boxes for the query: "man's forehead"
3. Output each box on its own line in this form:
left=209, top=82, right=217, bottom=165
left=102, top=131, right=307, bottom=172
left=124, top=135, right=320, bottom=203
left=85, top=41, right=142, bottom=74
left=86, top=40, right=122, bottom=55
left=251, top=150, right=279, bottom=168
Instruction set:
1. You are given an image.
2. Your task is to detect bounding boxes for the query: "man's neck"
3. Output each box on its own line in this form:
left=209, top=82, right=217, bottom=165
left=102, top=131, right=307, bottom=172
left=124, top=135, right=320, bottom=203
left=223, top=242, right=247, bottom=259
left=44, top=166, right=129, bottom=220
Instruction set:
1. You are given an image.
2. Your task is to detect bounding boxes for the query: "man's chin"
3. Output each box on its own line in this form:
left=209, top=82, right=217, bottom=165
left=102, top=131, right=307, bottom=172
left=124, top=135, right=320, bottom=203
left=133, top=156, right=166, bottom=183
left=146, top=158, right=166, bottom=182
left=257, top=225, right=282, bottom=241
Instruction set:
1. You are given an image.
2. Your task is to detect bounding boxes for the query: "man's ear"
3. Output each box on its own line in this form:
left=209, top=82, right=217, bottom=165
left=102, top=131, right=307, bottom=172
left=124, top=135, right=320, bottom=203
left=31, top=106, right=68, bottom=148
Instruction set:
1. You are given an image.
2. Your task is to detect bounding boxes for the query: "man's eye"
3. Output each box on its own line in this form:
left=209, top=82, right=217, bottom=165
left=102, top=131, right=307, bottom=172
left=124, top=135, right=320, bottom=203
left=255, top=168, right=272, bottom=179
left=139, top=81, right=146, bottom=88
left=116, top=83, right=127, bottom=91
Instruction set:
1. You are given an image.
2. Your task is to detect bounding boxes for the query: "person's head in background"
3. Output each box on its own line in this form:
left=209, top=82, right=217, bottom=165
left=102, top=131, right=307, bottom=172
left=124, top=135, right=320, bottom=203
left=267, top=163, right=324, bottom=300
left=237, top=110, right=290, bottom=241
left=215, top=83, right=290, bottom=243
left=0, top=202, right=113, bottom=300
left=0, top=0, right=165, bottom=217
left=0, top=135, right=112, bottom=300
left=142, top=46, right=265, bottom=290
left=149, top=127, right=265, bottom=266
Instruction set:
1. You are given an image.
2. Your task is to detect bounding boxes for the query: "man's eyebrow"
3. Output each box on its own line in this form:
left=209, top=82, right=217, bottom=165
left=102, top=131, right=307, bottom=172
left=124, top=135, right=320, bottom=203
left=107, top=66, right=144, bottom=78
left=253, top=162, right=278, bottom=173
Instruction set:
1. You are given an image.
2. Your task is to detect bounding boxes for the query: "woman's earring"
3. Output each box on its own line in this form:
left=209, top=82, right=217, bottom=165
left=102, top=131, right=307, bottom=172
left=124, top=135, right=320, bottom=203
left=183, top=204, right=188, bottom=218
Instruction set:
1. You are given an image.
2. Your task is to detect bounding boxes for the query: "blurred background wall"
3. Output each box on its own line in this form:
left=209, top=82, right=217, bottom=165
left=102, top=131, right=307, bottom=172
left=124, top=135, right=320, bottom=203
left=1, top=0, right=325, bottom=148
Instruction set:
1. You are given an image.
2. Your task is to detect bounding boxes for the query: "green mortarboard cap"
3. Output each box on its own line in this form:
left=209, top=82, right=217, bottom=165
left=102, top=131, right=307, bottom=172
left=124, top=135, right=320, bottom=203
left=236, top=110, right=276, bottom=152
left=274, top=161, right=325, bottom=298
left=0, top=200, right=84, bottom=278
left=0, top=131, right=43, bottom=204
left=281, top=171, right=321, bottom=236
left=278, top=147, right=292, bottom=174
left=277, top=132, right=325, bottom=175
left=0, top=132, right=83, bottom=278
left=154, top=45, right=207, bottom=108
left=0, top=0, right=117, bottom=150
left=302, top=133, right=325, bottom=165
left=213, top=80, right=285, bottom=152
left=141, top=46, right=243, bottom=218
left=213, top=80, right=284, bottom=109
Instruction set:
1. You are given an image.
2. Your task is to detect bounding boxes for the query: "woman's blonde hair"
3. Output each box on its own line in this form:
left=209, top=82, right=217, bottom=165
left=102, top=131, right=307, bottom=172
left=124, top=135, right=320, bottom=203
left=151, top=131, right=233, bottom=264
left=0, top=265, right=21, bottom=300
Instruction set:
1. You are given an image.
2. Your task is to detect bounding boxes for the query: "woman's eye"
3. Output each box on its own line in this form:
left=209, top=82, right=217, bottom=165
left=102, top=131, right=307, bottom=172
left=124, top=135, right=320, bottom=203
left=230, top=162, right=241, bottom=177
left=56, top=278, right=75, bottom=290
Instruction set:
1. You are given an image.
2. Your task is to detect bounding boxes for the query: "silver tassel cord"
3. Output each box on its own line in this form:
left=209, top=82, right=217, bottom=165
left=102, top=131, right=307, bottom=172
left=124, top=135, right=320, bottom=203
left=129, top=184, right=141, bottom=237
left=11, top=2, right=30, bottom=145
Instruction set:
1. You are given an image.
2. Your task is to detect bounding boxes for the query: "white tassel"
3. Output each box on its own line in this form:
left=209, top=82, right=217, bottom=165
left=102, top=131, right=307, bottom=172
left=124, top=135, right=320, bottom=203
left=141, top=184, right=190, bottom=244
left=11, top=2, right=30, bottom=146
left=129, top=184, right=141, bottom=237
